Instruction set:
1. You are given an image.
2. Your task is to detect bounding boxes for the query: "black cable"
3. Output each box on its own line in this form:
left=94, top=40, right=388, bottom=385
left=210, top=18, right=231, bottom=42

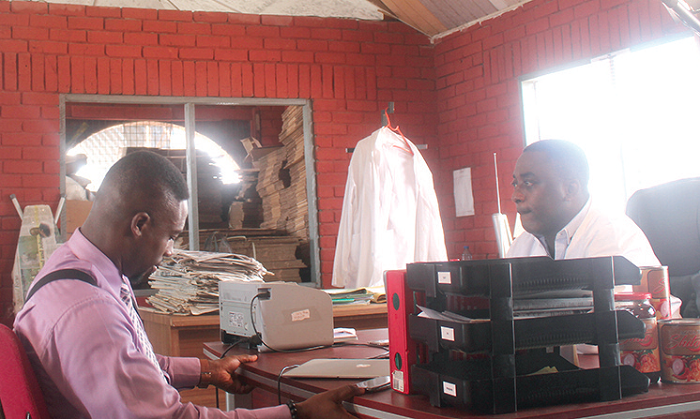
left=277, top=364, right=300, bottom=404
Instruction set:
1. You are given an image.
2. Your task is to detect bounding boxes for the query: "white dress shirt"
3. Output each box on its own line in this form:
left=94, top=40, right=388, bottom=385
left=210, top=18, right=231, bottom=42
left=332, top=127, right=448, bottom=289
left=507, top=198, right=660, bottom=268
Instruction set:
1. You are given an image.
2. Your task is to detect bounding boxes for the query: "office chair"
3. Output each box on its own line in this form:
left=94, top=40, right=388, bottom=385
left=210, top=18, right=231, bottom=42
left=626, top=177, right=700, bottom=317
left=0, top=324, right=51, bottom=419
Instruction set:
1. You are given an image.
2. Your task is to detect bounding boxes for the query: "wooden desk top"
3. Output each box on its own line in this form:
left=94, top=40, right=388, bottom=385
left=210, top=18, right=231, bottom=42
left=139, top=303, right=387, bottom=328
left=204, top=329, right=700, bottom=419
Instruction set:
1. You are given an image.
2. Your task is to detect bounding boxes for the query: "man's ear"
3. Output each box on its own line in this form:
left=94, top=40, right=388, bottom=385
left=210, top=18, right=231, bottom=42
left=130, top=212, right=151, bottom=238
left=563, top=179, right=581, bottom=200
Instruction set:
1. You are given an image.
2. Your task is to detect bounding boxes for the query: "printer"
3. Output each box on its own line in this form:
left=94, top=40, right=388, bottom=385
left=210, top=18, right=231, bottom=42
left=219, top=281, right=334, bottom=351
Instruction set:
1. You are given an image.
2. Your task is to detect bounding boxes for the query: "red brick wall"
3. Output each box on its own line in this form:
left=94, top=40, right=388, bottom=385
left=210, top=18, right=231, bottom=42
left=0, top=1, right=436, bottom=324
left=432, top=0, right=684, bottom=260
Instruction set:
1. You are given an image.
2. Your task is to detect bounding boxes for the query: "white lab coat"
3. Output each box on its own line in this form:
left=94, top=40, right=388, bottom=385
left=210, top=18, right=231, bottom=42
left=332, top=127, right=448, bottom=289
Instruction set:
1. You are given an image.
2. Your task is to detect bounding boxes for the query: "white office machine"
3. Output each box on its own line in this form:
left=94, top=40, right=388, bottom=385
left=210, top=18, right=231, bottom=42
left=219, top=281, right=334, bottom=351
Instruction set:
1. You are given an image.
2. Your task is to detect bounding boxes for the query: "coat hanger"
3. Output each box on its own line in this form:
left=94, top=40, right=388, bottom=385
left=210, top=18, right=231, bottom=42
left=383, top=107, right=413, bottom=156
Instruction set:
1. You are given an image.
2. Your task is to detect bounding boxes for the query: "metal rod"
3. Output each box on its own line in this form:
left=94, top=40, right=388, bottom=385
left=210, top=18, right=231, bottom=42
left=494, top=153, right=501, bottom=214
left=10, top=194, right=23, bottom=217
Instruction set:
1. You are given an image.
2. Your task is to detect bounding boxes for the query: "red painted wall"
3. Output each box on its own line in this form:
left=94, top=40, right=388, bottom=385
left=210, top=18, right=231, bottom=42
left=432, top=0, right=684, bottom=260
left=0, top=1, right=437, bottom=324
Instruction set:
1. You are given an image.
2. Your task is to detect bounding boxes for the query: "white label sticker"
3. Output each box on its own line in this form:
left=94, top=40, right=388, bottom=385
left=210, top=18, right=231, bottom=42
left=392, top=370, right=404, bottom=392
left=438, top=271, right=452, bottom=284
left=441, top=326, right=455, bottom=341
left=291, top=309, right=311, bottom=322
left=228, top=312, right=244, bottom=328
left=443, top=381, right=457, bottom=397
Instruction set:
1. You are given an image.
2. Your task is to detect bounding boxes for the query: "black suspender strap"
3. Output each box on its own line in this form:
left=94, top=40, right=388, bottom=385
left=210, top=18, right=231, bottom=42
left=25, top=269, right=96, bottom=303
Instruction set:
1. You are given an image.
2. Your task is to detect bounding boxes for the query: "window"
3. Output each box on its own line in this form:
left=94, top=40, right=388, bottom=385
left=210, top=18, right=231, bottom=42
left=521, top=34, right=700, bottom=213
left=68, top=121, right=241, bottom=193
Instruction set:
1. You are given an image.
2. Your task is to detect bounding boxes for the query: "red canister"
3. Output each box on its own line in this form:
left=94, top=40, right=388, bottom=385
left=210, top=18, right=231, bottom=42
left=615, top=292, right=661, bottom=383
left=658, top=319, right=700, bottom=383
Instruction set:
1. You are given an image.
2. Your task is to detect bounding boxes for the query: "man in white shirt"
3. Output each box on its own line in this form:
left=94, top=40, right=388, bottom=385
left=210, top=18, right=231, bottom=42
left=506, top=140, right=659, bottom=268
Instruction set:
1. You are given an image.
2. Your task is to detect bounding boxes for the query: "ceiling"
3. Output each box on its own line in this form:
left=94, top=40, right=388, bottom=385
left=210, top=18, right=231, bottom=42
left=28, top=0, right=533, bottom=39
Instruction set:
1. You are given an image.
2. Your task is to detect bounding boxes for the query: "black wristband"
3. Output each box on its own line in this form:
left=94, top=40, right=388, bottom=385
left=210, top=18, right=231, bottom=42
left=286, top=399, right=298, bottom=419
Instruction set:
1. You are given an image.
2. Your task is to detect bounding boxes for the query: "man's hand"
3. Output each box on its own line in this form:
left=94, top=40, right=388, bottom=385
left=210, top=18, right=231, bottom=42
left=295, top=385, right=366, bottom=419
left=201, top=355, right=258, bottom=394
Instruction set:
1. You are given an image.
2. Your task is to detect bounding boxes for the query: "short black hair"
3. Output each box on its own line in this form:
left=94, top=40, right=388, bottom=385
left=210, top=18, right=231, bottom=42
left=102, top=150, right=189, bottom=204
left=523, top=140, right=590, bottom=188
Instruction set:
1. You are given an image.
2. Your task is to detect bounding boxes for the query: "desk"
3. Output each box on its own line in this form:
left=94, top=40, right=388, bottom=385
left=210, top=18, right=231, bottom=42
left=140, top=304, right=387, bottom=408
left=204, top=329, right=700, bottom=419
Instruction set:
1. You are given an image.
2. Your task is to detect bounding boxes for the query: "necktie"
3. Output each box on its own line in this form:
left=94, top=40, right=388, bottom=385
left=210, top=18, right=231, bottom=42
left=120, top=279, right=167, bottom=382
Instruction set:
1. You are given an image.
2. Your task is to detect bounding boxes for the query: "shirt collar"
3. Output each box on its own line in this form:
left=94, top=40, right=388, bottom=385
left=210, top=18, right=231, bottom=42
left=535, top=197, right=592, bottom=257
left=67, top=228, right=126, bottom=296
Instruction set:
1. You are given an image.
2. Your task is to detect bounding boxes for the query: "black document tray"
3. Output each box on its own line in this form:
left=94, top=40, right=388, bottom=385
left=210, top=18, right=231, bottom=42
left=411, top=353, right=650, bottom=413
left=406, top=256, right=641, bottom=298
left=409, top=309, right=644, bottom=352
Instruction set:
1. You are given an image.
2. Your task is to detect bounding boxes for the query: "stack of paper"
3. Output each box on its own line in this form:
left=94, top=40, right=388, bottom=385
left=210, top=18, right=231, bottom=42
left=147, top=249, right=268, bottom=315
left=324, top=286, right=386, bottom=305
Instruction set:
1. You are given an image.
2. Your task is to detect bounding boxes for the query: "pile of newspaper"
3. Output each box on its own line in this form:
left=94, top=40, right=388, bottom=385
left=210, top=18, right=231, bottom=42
left=147, top=249, right=269, bottom=315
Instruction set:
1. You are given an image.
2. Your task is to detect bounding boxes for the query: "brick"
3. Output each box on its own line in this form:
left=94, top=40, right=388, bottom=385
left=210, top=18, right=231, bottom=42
left=93, top=56, right=108, bottom=94
left=261, top=15, right=294, bottom=26
left=310, top=27, right=342, bottom=40
left=122, top=7, right=157, bottom=20
left=297, top=39, right=328, bottom=51
left=195, top=61, right=207, bottom=96
left=227, top=62, right=240, bottom=97
left=105, top=18, right=142, bottom=32
left=147, top=59, right=159, bottom=95
left=246, top=25, right=279, bottom=37
left=109, top=58, right=122, bottom=94
left=29, top=41, right=68, bottom=55
left=158, top=9, right=193, bottom=22
left=1, top=132, right=42, bottom=146
left=167, top=60, right=183, bottom=96
left=83, top=56, right=98, bottom=94
left=281, top=50, right=314, bottom=63
left=178, top=22, right=212, bottom=35
left=179, top=47, right=214, bottom=60
left=48, top=3, right=86, bottom=16
left=253, top=63, right=265, bottom=96
left=121, top=58, right=135, bottom=95
left=194, top=11, right=228, bottom=23
left=0, top=39, right=28, bottom=53
left=85, top=5, right=120, bottom=18
left=143, top=46, right=178, bottom=59
left=211, top=23, right=245, bottom=37
left=315, top=52, right=346, bottom=64
left=12, top=1, right=48, bottom=14
left=197, top=35, right=230, bottom=48
left=228, top=13, right=260, bottom=25
left=88, top=30, right=123, bottom=44
left=4, top=160, right=43, bottom=175
left=241, top=62, right=253, bottom=97
left=57, top=55, right=70, bottom=93
left=207, top=61, right=218, bottom=96
left=249, top=49, right=281, bottom=62
left=218, top=62, right=230, bottom=97
left=124, top=32, right=158, bottom=46
left=67, top=16, right=104, bottom=30
left=214, top=49, right=247, bottom=61
left=182, top=61, right=197, bottom=96
left=143, top=20, right=177, bottom=34
left=160, top=33, right=196, bottom=47
left=50, top=28, right=86, bottom=43
left=106, top=44, right=142, bottom=58
left=281, top=26, right=311, bottom=39
left=68, top=43, right=104, bottom=56
left=21, top=147, right=59, bottom=161
left=21, top=92, right=57, bottom=106
left=134, top=59, right=147, bottom=95
left=159, top=60, right=171, bottom=96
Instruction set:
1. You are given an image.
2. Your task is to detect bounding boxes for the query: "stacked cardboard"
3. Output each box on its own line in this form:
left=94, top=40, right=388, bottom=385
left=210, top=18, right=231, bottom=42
left=253, top=106, right=309, bottom=240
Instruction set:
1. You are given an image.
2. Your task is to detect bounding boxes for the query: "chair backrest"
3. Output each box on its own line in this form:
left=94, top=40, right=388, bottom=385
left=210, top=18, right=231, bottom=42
left=626, top=177, right=700, bottom=277
left=0, top=324, right=51, bottom=419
